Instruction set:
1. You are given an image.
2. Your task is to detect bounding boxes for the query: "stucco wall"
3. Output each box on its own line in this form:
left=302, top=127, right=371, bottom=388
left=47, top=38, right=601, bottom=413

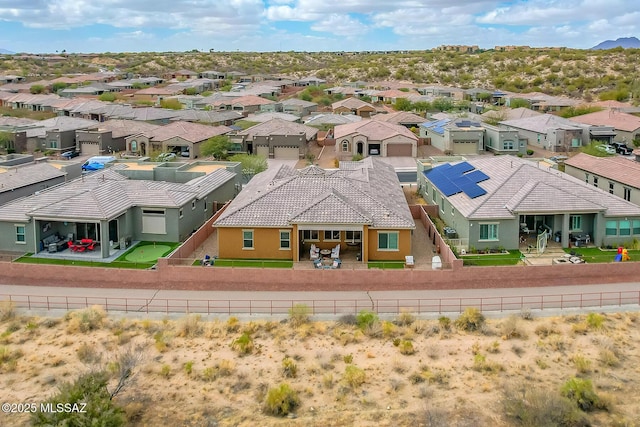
left=366, top=229, right=412, bottom=261
left=217, top=227, right=294, bottom=259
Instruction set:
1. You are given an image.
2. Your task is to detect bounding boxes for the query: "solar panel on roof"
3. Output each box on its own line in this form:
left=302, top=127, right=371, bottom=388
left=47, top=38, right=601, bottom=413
left=465, top=169, right=490, bottom=183
left=459, top=183, right=487, bottom=199
left=449, top=161, right=474, bottom=175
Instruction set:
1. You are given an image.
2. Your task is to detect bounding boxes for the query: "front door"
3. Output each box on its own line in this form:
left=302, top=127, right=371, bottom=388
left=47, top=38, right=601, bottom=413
left=108, top=219, right=118, bottom=244
left=357, top=142, right=364, bottom=155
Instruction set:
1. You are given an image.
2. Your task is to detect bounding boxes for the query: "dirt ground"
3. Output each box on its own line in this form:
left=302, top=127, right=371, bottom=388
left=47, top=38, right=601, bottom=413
left=1, top=306, right=639, bottom=427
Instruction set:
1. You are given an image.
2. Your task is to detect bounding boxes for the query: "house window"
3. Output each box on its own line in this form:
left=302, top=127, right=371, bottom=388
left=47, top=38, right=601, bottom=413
left=609, top=182, right=614, bottom=194
left=569, top=215, right=582, bottom=232
left=619, top=220, right=631, bottom=236
left=571, top=138, right=581, bottom=147
left=593, top=177, right=598, bottom=188
left=633, top=220, right=640, bottom=235
left=324, top=230, right=341, bottom=241
left=15, top=225, right=26, bottom=243
left=439, top=196, right=445, bottom=213
left=141, top=209, right=166, bottom=234
left=479, top=223, right=498, bottom=241
left=341, top=140, right=349, bottom=152
left=606, top=220, right=617, bottom=236
left=585, top=173, right=589, bottom=184
left=179, top=208, right=183, bottom=219
left=279, top=230, right=291, bottom=249
left=378, top=231, right=399, bottom=251
left=302, top=230, right=318, bottom=241
left=242, top=230, right=254, bottom=249
left=131, top=140, right=137, bottom=151
left=346, top=231, right=361, bottom=242
left=503, top=141, right=514, bottom=150
left=191, top=200, right=196, bottom=210
left=451, top=206, right=455, bottom=216
left=50, top=141, right=57, bottom=148
left=432, top=189, right=436, bottom=203
left=624, top=187, right=631, bottom=201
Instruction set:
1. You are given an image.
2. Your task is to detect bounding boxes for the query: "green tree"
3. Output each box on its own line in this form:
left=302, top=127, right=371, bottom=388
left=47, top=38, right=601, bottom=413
left=393, top=98, right=413, bottom=111
left=0, top=131, right=12, bottom=151
left=99, top=92, right=117, bottom=102
left=201, top=135, right=234, bottom=160
left=29, top=84, right=45, bottom=94
left=509, top=98, right=531, bottom=109
left=229, top=153, right=268, bottom=182
left=184, top=87, right=197, bottom=95
left=51, top=82, right=68, bottom=93
left=159, top=98, right=183, bottom=110
left=432, top=97, right=453, bottom=112
left=31, top=371, right=126, bottom=426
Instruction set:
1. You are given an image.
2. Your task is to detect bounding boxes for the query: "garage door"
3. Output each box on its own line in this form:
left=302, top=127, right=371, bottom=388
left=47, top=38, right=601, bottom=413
left=81, top=142, right=100, bottom=156
left=453, top=141, right=478, bottom=155
left=386, top=143, right=413, bottom=156
left=256, top=146, right=269, bottom=158
left=274, top=146, right=300, bottom=160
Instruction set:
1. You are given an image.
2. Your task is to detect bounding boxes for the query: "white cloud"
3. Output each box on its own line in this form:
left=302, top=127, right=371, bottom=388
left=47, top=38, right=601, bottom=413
left=310, top=14, right=369, bottom=36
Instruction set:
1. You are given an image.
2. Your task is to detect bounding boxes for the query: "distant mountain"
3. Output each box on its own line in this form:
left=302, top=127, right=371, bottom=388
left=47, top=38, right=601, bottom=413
left=0, top=48, right=15, bottom=54
left=591, top=37, right=640, bottom=50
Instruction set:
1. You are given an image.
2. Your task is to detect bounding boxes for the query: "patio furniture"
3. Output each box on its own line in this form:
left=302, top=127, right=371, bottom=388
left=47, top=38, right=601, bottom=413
left=405, top=255, right=415, bottom=268
left=320, top=248, right=331, bottom=258
left=331, top=258, right=341, bottom=269
left=313, top=259, right=322, bottom=269
left=310, top=244, right=320, bottom=260
left=43, top=233, right=68, bottom=253
left=330, top=244, right=340, bottom=259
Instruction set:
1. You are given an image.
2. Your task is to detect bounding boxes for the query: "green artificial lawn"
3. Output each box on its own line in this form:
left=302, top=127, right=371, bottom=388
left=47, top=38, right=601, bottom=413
left=563, top=247, right=640, bottom=263
left=15, top=254, right=153, bottom=269
left=124, top=244, right=172, bottom=263
left=368, top=261, right=405, bottom=269
left=461, top=250, right=522, bottom=266
left=212, top=259, right=293, bottom=268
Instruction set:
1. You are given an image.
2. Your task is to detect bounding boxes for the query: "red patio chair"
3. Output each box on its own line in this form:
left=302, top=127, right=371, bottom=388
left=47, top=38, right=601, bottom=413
left=87, top=242, right=95, bottom=251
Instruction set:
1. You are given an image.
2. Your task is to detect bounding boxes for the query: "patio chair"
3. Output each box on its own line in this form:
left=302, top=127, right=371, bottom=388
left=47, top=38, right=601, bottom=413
left=404, top=255, right=415, bottom=268
left=313, top=259, right=322, bottom=269
left=310, top=244, right=320, bottom=260
left=331, top=244, right=340, bottom=258
left=331, top=258, right=341, bottom=269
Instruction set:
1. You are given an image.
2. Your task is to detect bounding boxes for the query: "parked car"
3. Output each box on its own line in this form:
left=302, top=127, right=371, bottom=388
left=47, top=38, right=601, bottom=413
left=157, top=152, right=176, bottom=162
left=595, top=144, right=616, bottom=155
left=549, top=155, right=568, bottom=163
left=61, top=150, right=80, bottom=159
left=609, top=141, right=633, bottom=155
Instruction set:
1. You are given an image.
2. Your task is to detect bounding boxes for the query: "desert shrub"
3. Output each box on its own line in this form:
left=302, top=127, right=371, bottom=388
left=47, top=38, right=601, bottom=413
left=184, top=361, right=193, bottom=376
left=519, top=308, right=534, bottom=320
left=31, top=371, right=126, bottom=426
left=455, top=307, right=485, bottom=332
left=337, top=313, right=357, bottom=326
left=0, top=345, right=22, bottom=372
left=586, top=312, right=605, bottom=330
left=438, top=316, right=451, bottom=331
left=263, top=383, right=300, bottom=416
left=77, top=342, right=101, bottom=364
left=153, top=331, right=169, bottom=353
left=487, top=341, right=500, bottom=354
left=396, top=310, right=415, bottom=326
left=282, top=357, right=297, bottom=378
left=0, top=300, right=15, bottom=322
left=66, top=306, right=106, bottom=333
left=561, top=377, right=602, bottom=412
left=231, top=332, right=254, bottom=355
left=599, top=348, right=619, bottom=367
left=381, top=320, right=396, bottom=338
left=342, top=354, right=353, bottom=364
left=546, top=334, right=568, bottom=352
left=177, top=314, right=202, bottom=338
left=472, top=353, right=503, bottom=373
left=502, top=383, right=589, bottom=427
left=322, top=373, right=334, bottom=388
left=160, top=364, right=171, bottom=378
left=226, top=316, right=240, bottom=333
left=572, top=354, right=592, bottom=374
left=500, top=315, right=526, bottom=339
left=535, top=322, right=560, bottom=337
left=343, top=365, right=366, bottom=388
left=356, top=310, right=378, bottom=330
left=288, top=304, right=311, bottom=328
left=399, top=340, right=415, bottom=355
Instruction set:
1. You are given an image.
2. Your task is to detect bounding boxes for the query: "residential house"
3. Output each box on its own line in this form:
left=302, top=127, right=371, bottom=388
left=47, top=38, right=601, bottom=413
left=209, top=95, right=276, bottom=116
left=481, top=107, right=542, bottom=122
left=199, top=70, right=226, bottom=80
left=280, top=98, right=318, bottom=117
left=0, top=75, right=26, bottom=84
left=76, top=120, right=161, bottom=156
left=370, top=89, right=416, bottom=104
left=0, top=167, right=238, bottom=257
left=124, top=121, right=232, bottom=159
left=164, top=69, right=198, bottom=80
left=213, top=157, right=415, bottom=262
left=564, top=153, right=640, bottom=206
left=509, top=92, right=579, bottom=112
left=416, top=86, right=465, bottom=100
left=499, top=114, right=590, bottom=152
left=371, top=111, right=425, bottom=129
left=569, top=109, right=640, bottom=145
left=245, top=112, right=301, bottom=123
left=418, top=155, right=640, bottom=251
left=331, top=97, right=376, bottom=118
left=169, top=110, right=242, bottom=126
left=482, top=123, right=525, bottom=155
left=304, top=114, right=362, bottom=129
left=419, top=118, right=485, bottom=155
left=233, top=118, right=318, bottom=159
left=131, top=86, right=183, bottom=103
left=295, top=76, right=327, bottom=87
left=0, top=161, right=71, bottom=205
left=334, top=119, right=418, bottom=158
left=21, top=116, right=98, bottom=154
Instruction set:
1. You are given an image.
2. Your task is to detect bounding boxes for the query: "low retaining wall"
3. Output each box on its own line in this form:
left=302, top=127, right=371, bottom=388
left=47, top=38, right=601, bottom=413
left=1, top=259, right=638, bottom=292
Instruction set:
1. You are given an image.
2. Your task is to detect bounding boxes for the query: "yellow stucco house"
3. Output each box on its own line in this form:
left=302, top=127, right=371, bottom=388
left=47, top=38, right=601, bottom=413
left=213, top=157, right=415, bottom=263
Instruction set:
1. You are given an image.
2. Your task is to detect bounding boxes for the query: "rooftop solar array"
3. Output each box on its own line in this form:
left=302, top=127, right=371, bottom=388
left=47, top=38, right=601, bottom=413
left=454, top=120, right=481, bottom=128
left=424, top=161, right=489, bottom=199
left=421, top=118, right=451, bottom=135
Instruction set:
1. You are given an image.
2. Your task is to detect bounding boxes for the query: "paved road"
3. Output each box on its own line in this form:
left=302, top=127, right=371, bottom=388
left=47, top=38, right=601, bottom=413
left=1, top=282, right=639, bottom=318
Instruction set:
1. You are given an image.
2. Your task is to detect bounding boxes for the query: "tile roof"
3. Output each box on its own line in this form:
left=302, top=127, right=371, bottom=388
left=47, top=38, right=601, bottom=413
left=0, top=167, right=235, bottom=222
left=0, top=162, right=66, bottom=193
left=565, top=153, right=640, bottom=189
left=333, top=119, right=419, bottom=141
left=429, top=155, right=640, bottom=220
left=304, top=114, right=362, bottom=126
left=145, top=121, right=232, bottom=143
left=481, top=107, right=542, bottom=121
left=90, top=120, right=161, bottom=138
left=237, top=118, right=318, bottom=140
left=281, top=98, right=317, bottom=108
left=246, top=112, right=300, bottom=123
left=371, top=111, right=425, bottom=125
left=331, top=97, right=375, bottom=110
left=23, top=116, right=99, bottom=137
left=568, top=109, right=640, bottom=132
left=500, top=114, right=587, bottom=133
left=214, top=157, right=415, bottom=229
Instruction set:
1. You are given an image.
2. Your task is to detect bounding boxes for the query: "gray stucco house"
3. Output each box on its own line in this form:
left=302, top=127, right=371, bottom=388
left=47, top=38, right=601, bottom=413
left=418, top=155, right=640, bottom=251
left=0, top=166, right=238, bottom=258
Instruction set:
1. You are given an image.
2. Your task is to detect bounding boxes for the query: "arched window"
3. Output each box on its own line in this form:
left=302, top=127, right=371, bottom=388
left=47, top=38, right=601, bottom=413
left=341, top=140, right=349, bottom=152
left=130, top=140, right=137, bottom=151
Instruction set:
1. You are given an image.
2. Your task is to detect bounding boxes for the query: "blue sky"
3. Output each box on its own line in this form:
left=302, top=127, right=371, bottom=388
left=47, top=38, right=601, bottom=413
left=0, top=0, right=637, bottom=53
